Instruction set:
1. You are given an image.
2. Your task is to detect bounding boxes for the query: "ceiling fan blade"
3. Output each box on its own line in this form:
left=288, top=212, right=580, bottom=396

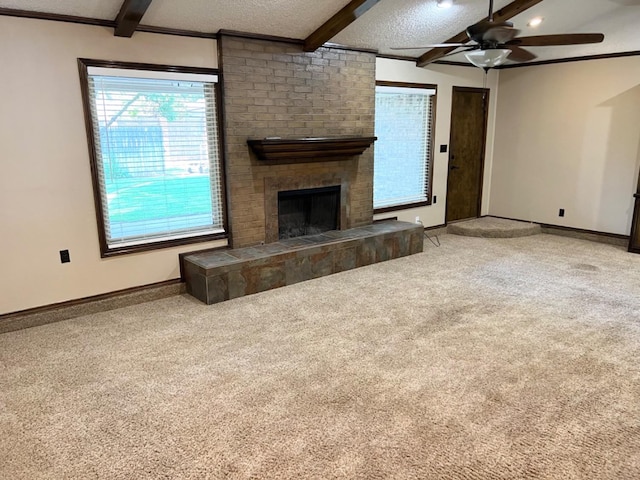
left=390, top=43, right=468, bottom=50
left=483, top=26, right=520, bottom=44
left=505, top=46, right=537, bottom=62
left=507, top=33, right=604, bottom=47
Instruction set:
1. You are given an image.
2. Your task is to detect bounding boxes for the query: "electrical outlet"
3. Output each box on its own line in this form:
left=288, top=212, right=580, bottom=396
left=439, top=144, right=448, bottom=153
left=559, top=208, right=565, bottom=217
left=415, top=216, right=421, bottom=224
left=59, top=249, right=70, bottom=264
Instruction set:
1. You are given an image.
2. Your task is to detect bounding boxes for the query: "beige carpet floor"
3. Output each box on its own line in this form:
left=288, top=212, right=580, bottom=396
left=1, top=234, right=640, bottom=479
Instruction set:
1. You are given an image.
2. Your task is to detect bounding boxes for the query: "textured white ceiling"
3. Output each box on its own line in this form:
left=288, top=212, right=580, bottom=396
left=142, top=0, right=349, bottom=38
left=332, top=0, right=513, bottom=54
left=504, top=0, right=640, bottom=63
left=0, top=0, right=638, bottom=65
left=0, top=0, right=121, bottom=19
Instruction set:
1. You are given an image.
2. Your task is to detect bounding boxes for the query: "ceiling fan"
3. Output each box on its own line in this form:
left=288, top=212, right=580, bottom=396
left=393, top=0, right=605, bottom=69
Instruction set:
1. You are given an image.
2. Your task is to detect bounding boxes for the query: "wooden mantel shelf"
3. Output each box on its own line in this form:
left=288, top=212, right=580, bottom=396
left=247, top=136, right=376, bottom=162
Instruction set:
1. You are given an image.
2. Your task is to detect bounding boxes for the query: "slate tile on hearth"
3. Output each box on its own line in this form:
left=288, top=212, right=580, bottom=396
left=206, top=274, right=229, bottom=304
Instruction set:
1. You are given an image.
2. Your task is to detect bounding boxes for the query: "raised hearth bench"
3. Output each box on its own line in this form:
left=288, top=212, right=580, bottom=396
left=182, top=221, right=423, bottom=305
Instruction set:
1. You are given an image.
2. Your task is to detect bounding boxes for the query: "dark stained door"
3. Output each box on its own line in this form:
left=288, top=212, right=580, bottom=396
left=446, top=87, right=489, bottom=222
left=629, top=169, right=640, bottom=253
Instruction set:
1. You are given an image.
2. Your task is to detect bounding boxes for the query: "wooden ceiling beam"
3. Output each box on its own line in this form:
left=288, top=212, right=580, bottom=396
left=114, top=0, right=153, bottom=37
left=304, top=0, right=381, bottom=52
left=416, top=0, right=544, bottom=67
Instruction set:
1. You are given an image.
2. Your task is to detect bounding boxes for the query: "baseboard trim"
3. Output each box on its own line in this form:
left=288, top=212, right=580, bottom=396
left=424, top=223, right=448, bottom=239
left=485, top=215, right=629, bottom=247
left=540, top=223, right=628, bottom=247
left=3, top=218, right=628, bottom=334
left=0, top=279, right=184, bottom=335
left=425, top=223, right=447, bottom=231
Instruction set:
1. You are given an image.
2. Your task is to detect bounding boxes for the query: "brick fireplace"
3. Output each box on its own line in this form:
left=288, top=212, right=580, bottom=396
left=219, top=34, right=376, bottom=248
left=182, top=36, right=424, bottom=305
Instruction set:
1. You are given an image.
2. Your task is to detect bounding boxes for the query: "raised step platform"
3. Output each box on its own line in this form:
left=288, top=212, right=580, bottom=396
left=183, top=221, right=424, bottom=305
left=448, top=217, right=541, bottom=238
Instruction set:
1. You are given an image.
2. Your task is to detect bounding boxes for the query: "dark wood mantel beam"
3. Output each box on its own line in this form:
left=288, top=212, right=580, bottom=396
left=114, top=0, right=153, bottom=37
left=416, top=0, right=543, bottom=67
left=304, top=0, right=381, bottom=52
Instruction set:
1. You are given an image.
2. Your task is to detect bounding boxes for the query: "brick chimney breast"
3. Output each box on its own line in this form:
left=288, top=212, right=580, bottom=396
left=219, top=35, right=376, bottom=248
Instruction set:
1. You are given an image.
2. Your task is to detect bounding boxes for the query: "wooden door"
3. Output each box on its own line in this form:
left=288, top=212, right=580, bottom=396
left=629, top=167, right=640, bottom=253
left=446, top=87, right=489, bottom=222
left=629, top=194, right=640, bottom=253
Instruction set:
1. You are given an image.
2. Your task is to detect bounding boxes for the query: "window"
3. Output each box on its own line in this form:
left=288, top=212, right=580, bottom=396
left=79, top=59, right=226, bottom=256
left=374, top=82, right=436, bottom=212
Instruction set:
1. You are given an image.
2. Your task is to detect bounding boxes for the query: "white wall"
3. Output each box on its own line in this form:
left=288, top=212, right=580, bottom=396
left=0, top=17, right=225, bottom=315
left=15, top=17, right=627, bottom=314
left=490, top=56, right=640, bottom=234
left=375, top=58, right=500, bottom=227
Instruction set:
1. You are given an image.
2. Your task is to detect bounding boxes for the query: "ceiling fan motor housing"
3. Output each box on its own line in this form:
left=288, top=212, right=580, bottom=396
left=467, top=20, right=516, bottom=45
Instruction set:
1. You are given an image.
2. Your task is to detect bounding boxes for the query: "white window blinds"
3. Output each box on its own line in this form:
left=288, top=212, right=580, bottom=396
left=86, top=68, right=225, bottom=249
left=374, top=85, right=436, bottom=210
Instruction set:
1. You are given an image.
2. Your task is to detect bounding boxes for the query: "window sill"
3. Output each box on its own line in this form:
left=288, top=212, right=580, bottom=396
left=100, top=232, right=228, bottom=258
left=374, top=200, right=430, bottom=215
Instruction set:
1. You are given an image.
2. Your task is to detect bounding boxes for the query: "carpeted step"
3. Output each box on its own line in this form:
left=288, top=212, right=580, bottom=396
left=448, top=217, right=541, bottom=238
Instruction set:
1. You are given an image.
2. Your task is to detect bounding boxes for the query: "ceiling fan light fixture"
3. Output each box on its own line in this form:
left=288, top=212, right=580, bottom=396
left=464, top=48, right=511, bottom=68
left=436, top=0, right=453, bottom=9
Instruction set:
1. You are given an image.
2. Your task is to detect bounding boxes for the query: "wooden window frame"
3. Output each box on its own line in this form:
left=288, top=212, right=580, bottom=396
left=78, top=58, right=228, bottom=257
left=373, top=80, right=437, bottom=214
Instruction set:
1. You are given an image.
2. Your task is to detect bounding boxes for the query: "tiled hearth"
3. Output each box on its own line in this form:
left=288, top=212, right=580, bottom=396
left=183, top=221, right=424, bottom=305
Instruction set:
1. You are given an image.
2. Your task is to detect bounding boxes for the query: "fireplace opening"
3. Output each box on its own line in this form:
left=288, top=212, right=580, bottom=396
left=278, top=186, right=340, bottom=239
